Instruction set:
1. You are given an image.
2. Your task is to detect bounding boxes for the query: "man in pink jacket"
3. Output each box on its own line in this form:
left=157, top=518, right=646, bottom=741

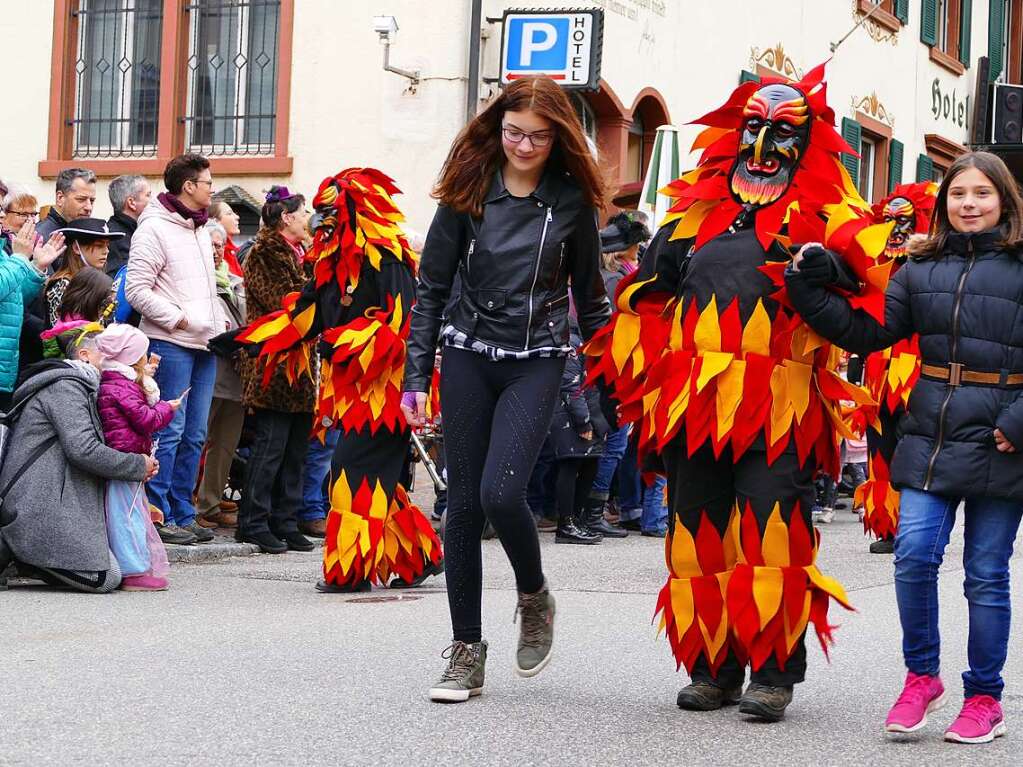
left=125, top=154, right=225, bottom=546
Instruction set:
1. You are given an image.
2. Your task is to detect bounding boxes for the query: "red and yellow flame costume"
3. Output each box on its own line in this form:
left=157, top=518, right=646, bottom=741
left=850, top=182, right=936, bottom=541
left=235, top=168, right=442, bottom=587
left=587, top=63, right=891, bottom=684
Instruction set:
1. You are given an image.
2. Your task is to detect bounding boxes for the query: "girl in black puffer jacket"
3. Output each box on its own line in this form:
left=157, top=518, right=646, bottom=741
left=786, top=151, right=1023, bottom=745
left=548, top=334, right=610, bottom=545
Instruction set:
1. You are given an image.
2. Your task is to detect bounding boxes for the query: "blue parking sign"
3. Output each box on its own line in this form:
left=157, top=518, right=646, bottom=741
left=506, top=17, right=569, bottom=72
left=500, top=10, right=603, bottom=90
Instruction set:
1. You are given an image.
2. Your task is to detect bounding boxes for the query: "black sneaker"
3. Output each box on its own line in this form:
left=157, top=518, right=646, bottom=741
left=738, top=683, right=794, bottom=721
left=277, top=530, right=314, bottom=552
left=156, top=524, right=198, bottom=546
left=389, top=558, right=445, bottom=589
left=676, top=681, right=743, bottom=711
left=182, top=522, right=215, bottom=543
left=869, top=538, right=895, bottom=554
left=236, top=529, right=287, bottom=554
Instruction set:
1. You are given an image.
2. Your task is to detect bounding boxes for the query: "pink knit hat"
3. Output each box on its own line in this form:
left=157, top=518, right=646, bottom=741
left=95, top=324, right=149, bottom=366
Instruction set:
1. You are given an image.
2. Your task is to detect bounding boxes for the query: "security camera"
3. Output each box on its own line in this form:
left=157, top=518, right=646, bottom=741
left=372, top=15, right=399, bottom=42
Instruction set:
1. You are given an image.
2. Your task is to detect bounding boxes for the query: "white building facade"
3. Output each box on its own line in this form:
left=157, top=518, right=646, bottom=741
left=4, top=0, right=1021, bottom=234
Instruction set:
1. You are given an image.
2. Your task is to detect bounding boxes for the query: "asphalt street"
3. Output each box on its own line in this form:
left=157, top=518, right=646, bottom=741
left=2, top=501, right=1022, bottom=766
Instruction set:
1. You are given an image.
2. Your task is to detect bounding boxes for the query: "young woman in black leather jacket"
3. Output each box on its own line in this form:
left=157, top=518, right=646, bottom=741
left=402, top=76, right=611, bottom=702
left=786, top=151, right=1023, bottom=744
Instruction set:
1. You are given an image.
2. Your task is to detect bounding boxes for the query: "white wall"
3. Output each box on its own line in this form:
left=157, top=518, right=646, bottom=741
left=4, top=1, right=998, bottom=231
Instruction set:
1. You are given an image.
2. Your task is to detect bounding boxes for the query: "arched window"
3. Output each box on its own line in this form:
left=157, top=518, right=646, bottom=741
left=627, top=113, right=645, bottom=183
left=572, top=93, right=598, bottom=142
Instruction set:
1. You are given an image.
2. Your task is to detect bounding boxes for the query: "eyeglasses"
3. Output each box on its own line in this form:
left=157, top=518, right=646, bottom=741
left=502, top=126, right=555, bottom=148
left=190, top=178, right=214, bottom=188
left=6, top=210, right=39, bottom=219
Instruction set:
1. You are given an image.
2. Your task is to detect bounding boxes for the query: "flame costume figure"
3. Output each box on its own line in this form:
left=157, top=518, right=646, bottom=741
left=231, top=168, right=443, bottom=591
left=851, top=183, right=937, bottom=546
left=587, top=63, right=895, bottom=718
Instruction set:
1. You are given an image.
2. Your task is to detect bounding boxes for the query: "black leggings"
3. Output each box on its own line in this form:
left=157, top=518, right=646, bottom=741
left=555, top=458, right=598, bottom=524
left=440, top=346, right=565, bottom=643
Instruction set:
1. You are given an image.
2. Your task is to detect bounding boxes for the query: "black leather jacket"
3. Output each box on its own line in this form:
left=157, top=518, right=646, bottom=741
left=404, top=170, right=611, bottom=392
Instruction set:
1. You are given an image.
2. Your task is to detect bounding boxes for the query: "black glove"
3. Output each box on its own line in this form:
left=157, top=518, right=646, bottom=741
left=794, top=246, right=859, bottom=292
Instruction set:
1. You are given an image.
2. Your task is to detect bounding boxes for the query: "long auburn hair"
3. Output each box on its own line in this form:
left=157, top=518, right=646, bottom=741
left=913, top=151, right=1023, bottom=260
left=432, top=77, right=606, bottom=217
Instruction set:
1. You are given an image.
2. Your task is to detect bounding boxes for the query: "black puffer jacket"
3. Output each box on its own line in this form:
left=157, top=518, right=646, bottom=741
left=404, top=169, right=611, bottom=391
left=786, top=229, right=1023, bottom=501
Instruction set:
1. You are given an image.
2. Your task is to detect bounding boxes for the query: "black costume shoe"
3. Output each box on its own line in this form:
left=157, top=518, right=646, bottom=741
left=619, top=518, right=642, bottom=531
left=738, top=683, right=793, bottom=721
left=676, top=681, right=742, bottom=711
left=315, top=579, right=371, bottom=593
left=869, top=538, right=895, bottom=554
left=555, top=518, right=602, bottom=545
left=236, top=530, right=287, bottom=554
left=389, top=558, right=445, bottom=589
left=583, top=505, right=628, bottom=538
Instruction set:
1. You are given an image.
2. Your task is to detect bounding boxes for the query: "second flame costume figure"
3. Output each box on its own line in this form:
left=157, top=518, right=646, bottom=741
left=227, top=168, right=443, bottom=591
left=587, top=62, right=905, bottom=717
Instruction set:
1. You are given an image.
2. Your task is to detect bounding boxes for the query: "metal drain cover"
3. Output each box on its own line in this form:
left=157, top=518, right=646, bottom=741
left=345, top=594, right=423, bottom=604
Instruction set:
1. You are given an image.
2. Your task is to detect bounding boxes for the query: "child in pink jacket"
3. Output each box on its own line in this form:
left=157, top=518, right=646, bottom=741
left=95, top=324, right=181, bottom=590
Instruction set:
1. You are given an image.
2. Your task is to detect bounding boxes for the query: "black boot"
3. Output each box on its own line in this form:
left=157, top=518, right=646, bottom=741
left=0, top=536, right=13, bottom=591
left=555, top=517, right=602, bottom=545
left=869, top=537, right=895, bottom=554
left=738, top=682, right=793, bottom=721
left=676, top=681, right=743, bottom=711
left=583, top=501, right=628, bottom=539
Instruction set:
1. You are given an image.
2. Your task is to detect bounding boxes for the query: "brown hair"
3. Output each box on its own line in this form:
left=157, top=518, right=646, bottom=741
left=913, top=151, right=1023, bottom=260
left=57, top=267, right=113, bottom=322
left=432, top=77, right=606, bottom=217
left=164, top=153, right=210, bottom=195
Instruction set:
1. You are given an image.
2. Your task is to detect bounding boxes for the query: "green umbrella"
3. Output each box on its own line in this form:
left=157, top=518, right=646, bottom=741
left=639, top=125, right=681, bottom=231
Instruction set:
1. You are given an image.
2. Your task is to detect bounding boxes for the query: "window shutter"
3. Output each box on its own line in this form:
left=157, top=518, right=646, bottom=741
left=840, top=118, right=862, bottom=182
left=739, top=70, right=761, bottom=84
left=916, top=154, right=935, bottom=182
left=888, top=139, right=904, bottom=192
left=921, top=0, right=938, bottom=45
left=989, top=0, right=1005, bottom=82
left=959, top=0, right=973, bottom=66
left=895, top=0, right=910, bottom=24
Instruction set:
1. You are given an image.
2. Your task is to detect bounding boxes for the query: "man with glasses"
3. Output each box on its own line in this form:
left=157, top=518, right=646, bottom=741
left=126, top=154, right=224, bottom=547
left=36, top=168, right=97, bottom=242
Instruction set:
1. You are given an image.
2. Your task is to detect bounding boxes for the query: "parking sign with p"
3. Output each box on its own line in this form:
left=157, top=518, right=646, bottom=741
left=500, top=9, right=603, bottom=90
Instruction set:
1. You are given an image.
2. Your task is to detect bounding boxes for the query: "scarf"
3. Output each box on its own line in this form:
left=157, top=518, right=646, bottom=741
left=158, top=192, right=209, bottom=227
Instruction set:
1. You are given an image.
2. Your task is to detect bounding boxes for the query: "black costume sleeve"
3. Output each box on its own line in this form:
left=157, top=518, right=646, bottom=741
left=785, top=255, right=914, bottom=355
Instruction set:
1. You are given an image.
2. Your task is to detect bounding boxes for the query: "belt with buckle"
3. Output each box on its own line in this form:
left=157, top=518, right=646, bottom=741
left=920, top=362, right=1023, bottom=387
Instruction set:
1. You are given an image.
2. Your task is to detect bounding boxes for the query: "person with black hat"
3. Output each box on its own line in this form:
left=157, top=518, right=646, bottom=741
left=44, top=218, right=123, bottom=328
left=584, top=211, right=653, bottom=539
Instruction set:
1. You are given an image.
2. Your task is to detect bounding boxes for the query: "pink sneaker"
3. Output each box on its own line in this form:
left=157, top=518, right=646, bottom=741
left=885, top=671, right=946, bottom=733
left=945, top=695, right=1007, bottom=744
left=121, top=574, right=169, bottom=592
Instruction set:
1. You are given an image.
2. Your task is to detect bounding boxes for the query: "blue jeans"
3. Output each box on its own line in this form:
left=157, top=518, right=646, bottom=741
left=591, top=425, right=629, bottom=499
left=300, top=429, right=340, bottom=521
left=641, top=475, right=668, bottom=533
left=618, top=435, right=643, bottom=521
left=147, top=340, right=217, bottom=527
left=895, top=487, right=1023, bottom=700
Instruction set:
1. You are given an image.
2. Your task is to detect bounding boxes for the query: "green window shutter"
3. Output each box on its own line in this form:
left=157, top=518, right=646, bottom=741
left=959, top=0, right=973, bottom=66
left=921, top=0, right=938, bottom=45
left=840, top=118, right=862, bottom=182
left=895, top=0, right=910, bottom=24
left=916, top=153, right=935, bottom=182
left=739, top=70, right=761, bottom=84
left=989, top=0, right=1005, bottom=82
left=888, top=139, right=904, bottom=192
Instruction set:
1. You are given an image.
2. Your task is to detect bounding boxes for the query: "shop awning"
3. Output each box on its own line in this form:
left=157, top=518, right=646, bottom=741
left=638, top=125, right=681, bottom=232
